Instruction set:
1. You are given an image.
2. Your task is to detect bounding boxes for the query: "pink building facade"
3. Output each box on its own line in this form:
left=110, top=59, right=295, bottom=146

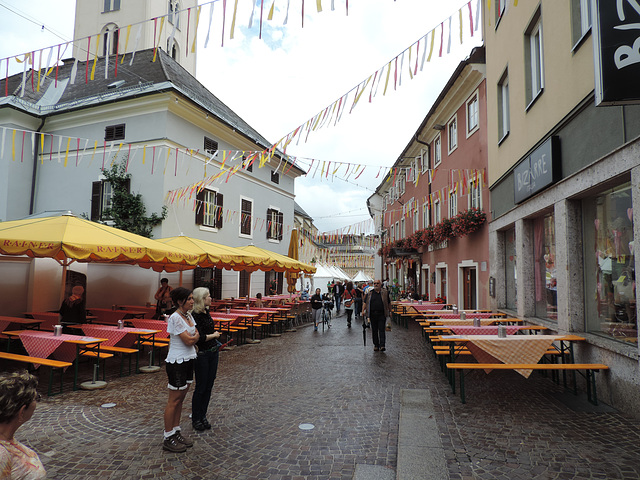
left=371, top=47, right=490, bottom=309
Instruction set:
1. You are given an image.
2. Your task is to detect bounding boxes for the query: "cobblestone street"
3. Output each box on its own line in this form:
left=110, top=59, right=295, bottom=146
left=12, top=314, right=640, bottom=479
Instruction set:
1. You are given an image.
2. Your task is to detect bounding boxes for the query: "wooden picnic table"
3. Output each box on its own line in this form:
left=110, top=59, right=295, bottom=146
left=4, top=330, right=108, bottom=390
left=0, top=316, right=43, bottom=332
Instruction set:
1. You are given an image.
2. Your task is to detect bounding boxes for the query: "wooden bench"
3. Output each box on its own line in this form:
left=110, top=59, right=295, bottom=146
left=99, top=346, right=139, bottom=376
left=0, top=352, right=72, bottom=396
left=446, top=362, right=609, bottom=405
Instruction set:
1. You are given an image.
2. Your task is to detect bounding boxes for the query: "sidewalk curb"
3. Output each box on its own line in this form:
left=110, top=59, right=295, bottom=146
left=396, top=389, right=447, bottom=480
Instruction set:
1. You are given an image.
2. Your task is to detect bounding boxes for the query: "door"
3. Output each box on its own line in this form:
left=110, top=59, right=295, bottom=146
left=462, top=267, right=477, bottom=309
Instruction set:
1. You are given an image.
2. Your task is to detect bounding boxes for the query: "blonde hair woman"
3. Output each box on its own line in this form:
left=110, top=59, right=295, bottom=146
left=191, top=287, right=222, bottom=431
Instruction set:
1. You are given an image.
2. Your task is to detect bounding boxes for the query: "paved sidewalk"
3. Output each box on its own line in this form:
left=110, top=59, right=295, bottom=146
left=10, top=312, right=640, bottom=479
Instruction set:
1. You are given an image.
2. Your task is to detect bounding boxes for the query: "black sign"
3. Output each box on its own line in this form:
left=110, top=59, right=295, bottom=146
left=513, top=137, right=560, bottom=204
left=593, top=0, right=640, bottom=105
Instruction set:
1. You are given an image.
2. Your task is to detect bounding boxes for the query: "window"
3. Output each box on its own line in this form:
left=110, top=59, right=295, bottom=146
left=103, top=0, right=121, bottom=13
left=105, top=124, right=125, bottom=141
left=266, top=208, right=283, bottom=240
left=413, top=204, right=419, bottom=233
left=495, top=0, right=506, bottom=24
left=243, top=156, right=253, bottom=172
left=196, top=189, right=223, bottom=229
left=401, top=218, right=405, bottom=239
left=498, top=70, right=510, bottom=142
left=101, top=24, right=119, bottom=56
left=167, top=38, right=179, bottom=61
left=204, top=137, right=218, bottom=155
left=466, top=91, right=479, bottom=137
left=271, top=170, right=280, bottom=184
left=421, top=147, right=429, bottom=173
left=448, top=189, right=457, bottom=218
left=533, top=212, right=556, bottom=320
left=571, top=0, right=591, bottom=48
left=390, top=225, right=394, bottom=243
left=239, top=270, right=250, bottom=297
left=395, top=221, right=399, bottom=241
left=382, top=195, right=387, bottom=211
left=91, top=177, right=129, bottom=221
left=583, top=182, right=635, bottom=344
left=398, top=172, right=406, bottom=196
left=194, top=267, right=222, bottom=300
left=469, top=178, right=482, bottom=209
left=448, top=116, right=458, bottom=154
left=240, top=198, right=253, bottom=236
left=525, top=12, right=544, bottom=107
left=168, top=1, right=180, bottom=27
left=434, top=135, right=442, bottom=167
left=434, top=199, right=441, bottom=225
left=423, top=202, right=430, bottom=228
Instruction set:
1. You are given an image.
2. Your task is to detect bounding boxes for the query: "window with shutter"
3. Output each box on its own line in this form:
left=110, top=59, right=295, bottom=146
left=195, top=188, right=222, bottom=229
left=266, top=208, right=283, bottom=240
left=240, top=199, right=252, bottom=236
left=90, top=178, right=129, bottom=221
left=204, top=137, right=218, bottom=155
left=271, top=170, right=280, bottom=184
left=105, top=124, right=125, bottom=141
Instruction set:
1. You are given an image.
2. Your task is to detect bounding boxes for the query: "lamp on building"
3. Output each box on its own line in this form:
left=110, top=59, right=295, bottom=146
left=433, top=124, right=445, bottom=130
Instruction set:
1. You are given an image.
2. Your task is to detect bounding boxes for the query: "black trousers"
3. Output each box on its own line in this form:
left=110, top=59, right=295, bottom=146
left=370, top=311, right=386, bottom=348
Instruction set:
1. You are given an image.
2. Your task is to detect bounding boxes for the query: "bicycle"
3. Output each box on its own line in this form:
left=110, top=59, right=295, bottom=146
left=320, top=300, right=333, bottom=331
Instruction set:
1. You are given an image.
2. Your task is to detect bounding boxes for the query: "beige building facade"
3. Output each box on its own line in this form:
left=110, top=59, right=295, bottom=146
left=485, top=1, right=640, bottom=415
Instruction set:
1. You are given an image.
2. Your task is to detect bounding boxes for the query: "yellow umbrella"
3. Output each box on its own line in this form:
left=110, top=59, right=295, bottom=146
left=155, top=236, right=271, bottom=272
left=0, top=214, right=201, bottom=299
left=286, top=229, right=300, bottom=293
left=238, top=244, right=316, bottom=274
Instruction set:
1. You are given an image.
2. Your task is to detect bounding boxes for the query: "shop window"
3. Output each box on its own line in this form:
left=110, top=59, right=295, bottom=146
left=533, top=212, right=557, bottom=320
left=583, top=182, right=635, bottom=344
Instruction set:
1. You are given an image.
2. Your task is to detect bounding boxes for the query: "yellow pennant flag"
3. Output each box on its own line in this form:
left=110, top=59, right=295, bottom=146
left=383, top=61, right=392, bottom=95
left=121, top=25, right=132, bottom=63
left=231, top=0, right=239, bottom=39
left=63, top=137, right=71, bottom=167
left=39, top=133, right=45, bottom=164
left=153, top=17, right=166, bottom=62
left=427, top=29, right=435, bottom=62
left=90, top=36, right=100, bottom=80
left=317, top=0, right=322, bottom=12
left=142, top=145, right=146, bottom=164
left=268, top=1, right=275, bottom=20
left=191, top=6, right=202, bottom=53
left=459, top=9, right=463, bottom=44
left=11, top=130, right=16, bottom=161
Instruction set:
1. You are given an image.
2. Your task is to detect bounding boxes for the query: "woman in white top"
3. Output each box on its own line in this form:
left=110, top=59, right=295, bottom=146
left=162, top=287, right=199, bottom=453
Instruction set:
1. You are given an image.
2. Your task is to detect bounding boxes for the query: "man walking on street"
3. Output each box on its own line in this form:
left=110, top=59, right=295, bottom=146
left=334, top=281, right=344, bottom=315
left=363, top=279, right=390, bottom=352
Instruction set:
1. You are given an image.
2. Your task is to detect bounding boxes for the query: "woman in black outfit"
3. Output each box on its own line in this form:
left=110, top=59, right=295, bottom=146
left=191, top=287, right=222, bottom=431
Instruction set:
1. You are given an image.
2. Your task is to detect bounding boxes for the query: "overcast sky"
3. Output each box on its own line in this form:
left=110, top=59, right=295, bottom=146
left=0, top=0, right=483, bottom=233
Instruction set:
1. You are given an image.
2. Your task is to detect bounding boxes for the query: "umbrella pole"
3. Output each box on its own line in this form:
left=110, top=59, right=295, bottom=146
left=59, top=259, right=70, bottom=305
left=179, top=270, right=183, bottom=287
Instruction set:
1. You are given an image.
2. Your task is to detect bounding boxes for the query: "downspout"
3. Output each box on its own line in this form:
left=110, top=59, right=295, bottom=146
left=29, top=117, right=47, bottom=215
left=414, top=134, right=431, bottom=297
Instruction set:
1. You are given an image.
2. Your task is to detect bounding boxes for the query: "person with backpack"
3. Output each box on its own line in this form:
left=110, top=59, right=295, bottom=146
left=341, top=281, right=356, bottom=328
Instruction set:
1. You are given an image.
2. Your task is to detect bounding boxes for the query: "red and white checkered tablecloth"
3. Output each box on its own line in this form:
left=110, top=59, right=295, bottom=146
left=462, top=335, right=562, bottom=378
left=0, top=320, right=11, bottom=333
left=81, top=325, right=136, bottom=347
left=18, top=331, right=99, bottom=367
left=434, top=313, right=493, bottom=320
left=448, top=326, right=522, bottom=336
left=130, top=319, right=168, bottom=338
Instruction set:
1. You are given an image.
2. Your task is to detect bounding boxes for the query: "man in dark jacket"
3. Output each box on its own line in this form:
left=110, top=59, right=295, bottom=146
left=362, top=279, right=390, bottom=352
left=334, top=281, right=345, bottom=314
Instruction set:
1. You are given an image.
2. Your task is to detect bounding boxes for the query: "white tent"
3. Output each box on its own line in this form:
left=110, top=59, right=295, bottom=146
left=352, top=270, right=373, bottom=283
left=311, top=263, right=336, bottom=295
left=328, top=265, right=350, bottom=280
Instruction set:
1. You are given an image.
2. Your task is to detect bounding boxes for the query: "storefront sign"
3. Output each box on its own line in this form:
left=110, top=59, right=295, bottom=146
left=593, top=0, right=640, bottom=105
left=513, top=136, right=560, bottom=204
